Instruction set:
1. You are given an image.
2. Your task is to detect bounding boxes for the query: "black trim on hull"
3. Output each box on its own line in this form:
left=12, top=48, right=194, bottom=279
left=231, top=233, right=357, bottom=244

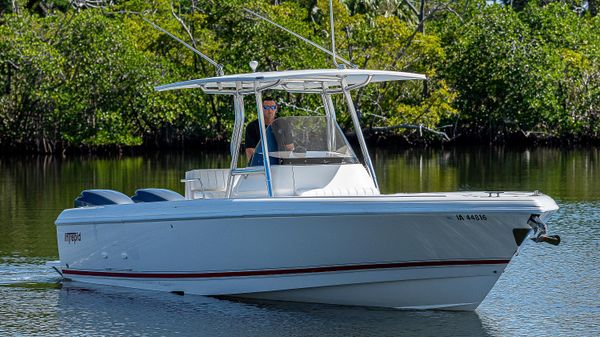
left=62, top=259, right=511, bottom=279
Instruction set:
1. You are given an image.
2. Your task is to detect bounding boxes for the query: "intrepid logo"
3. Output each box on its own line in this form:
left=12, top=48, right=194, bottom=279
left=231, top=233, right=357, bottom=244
left=64, top=232, right=81, bottom=244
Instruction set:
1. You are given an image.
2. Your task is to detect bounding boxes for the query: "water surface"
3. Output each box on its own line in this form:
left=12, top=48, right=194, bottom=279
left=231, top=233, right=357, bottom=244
left=1, top=147, right=598, bottom=336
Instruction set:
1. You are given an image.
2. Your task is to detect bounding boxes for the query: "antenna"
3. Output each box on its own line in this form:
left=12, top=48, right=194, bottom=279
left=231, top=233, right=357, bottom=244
left=140, top=18, right=224, bottom=76
left=243, top=8, right=356, bottom=69
left=329, top=0, right=341, bottom=69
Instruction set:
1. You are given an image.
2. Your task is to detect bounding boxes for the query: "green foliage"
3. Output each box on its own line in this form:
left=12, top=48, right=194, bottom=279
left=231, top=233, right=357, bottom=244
left=344, top=14, right=455, bottom=129
left=390, top=80, right=457, bottom=128
left=0, top=10, right=173, bottom=150
left=437, top=1, right=599, bottom=139
left=0, top=0, right=598, bottom=152
left=0, top=13, right=65, bottom=150
left=342, top=0, right=418, bottom=24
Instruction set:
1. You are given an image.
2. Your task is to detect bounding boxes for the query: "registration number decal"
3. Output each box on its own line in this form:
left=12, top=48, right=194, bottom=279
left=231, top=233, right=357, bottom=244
left=456, top=214, right=488, bottom=221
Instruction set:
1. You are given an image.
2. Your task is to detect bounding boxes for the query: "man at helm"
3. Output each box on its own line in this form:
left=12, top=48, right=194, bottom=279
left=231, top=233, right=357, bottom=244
left=244, top=96, right=278, bottom=161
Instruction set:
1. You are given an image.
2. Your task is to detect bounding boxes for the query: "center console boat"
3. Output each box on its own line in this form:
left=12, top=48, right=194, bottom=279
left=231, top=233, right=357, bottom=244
left=51, top=68, right=559, bottom=310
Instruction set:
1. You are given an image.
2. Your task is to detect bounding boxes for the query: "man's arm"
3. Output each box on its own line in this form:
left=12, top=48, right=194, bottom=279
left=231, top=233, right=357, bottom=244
left=244, top=120, right=259, bottom=161
left=245, top=148, right=255, bottom=160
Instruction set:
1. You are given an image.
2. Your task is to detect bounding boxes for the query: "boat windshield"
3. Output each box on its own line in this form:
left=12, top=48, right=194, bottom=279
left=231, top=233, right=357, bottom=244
left=251, top=116, right=359, bottom=165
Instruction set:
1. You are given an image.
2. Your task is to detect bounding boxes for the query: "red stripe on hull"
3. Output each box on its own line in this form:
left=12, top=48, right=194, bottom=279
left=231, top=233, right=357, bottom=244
left=62, top=259, right=510, bottom=279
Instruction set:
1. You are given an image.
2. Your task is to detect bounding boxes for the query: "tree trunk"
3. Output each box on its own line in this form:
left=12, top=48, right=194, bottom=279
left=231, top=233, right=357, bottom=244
left=590, top=0, right=598, bottom=17
left=418, top=0, right=425, bottom=34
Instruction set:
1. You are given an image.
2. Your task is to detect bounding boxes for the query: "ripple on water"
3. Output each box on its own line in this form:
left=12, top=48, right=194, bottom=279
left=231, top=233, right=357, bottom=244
left=478, top=201, right=600, bottom=337
left=0, top=260, right=60, bottom=285
left=1, top=283, right=496, bottom=337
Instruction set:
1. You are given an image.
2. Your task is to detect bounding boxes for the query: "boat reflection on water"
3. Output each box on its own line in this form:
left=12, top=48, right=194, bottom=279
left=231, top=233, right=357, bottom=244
left=57, top=282, right=495, bottom=337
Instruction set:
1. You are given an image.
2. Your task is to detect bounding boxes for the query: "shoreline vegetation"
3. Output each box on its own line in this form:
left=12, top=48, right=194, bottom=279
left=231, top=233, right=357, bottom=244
left=0, top=0, right=598, bottom=154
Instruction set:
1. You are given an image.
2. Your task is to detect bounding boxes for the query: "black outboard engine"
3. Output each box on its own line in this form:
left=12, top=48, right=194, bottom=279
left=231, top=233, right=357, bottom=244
left=131, top=188, right=184, bottom=203
left=74, top=189, right=134, bottom=208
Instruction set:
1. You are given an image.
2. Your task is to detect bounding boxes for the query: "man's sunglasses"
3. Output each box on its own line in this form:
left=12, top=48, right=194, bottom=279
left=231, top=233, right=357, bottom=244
left=263, top=105, right=277, bottom=110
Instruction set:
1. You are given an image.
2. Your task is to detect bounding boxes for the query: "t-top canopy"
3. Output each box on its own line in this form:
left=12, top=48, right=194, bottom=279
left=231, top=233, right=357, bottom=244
left=155, top=68, right=426, bottom=95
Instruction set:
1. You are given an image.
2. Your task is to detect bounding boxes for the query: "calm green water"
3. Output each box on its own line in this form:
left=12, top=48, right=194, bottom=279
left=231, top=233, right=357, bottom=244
left=0, top=147, right=599, bottom=336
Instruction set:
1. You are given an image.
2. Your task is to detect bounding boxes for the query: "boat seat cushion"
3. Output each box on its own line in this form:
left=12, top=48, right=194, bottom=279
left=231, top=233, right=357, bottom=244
left=186, top=169, right=229, bottom=191
left=184, top=169, right=231, bottom=199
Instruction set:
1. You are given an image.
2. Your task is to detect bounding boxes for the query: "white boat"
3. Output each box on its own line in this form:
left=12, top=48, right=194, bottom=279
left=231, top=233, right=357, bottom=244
left=51, top=68, right=559, bottom=311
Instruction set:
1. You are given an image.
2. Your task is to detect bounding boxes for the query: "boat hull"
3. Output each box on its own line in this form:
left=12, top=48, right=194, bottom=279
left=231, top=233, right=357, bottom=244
left=54, top=193, right=557, bottom=310
left=62, top=262, right=505, bottom=311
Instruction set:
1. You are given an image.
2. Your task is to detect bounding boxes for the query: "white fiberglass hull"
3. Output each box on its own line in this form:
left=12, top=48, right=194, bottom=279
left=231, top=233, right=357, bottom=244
left=54, top=192, right=557, bottom=310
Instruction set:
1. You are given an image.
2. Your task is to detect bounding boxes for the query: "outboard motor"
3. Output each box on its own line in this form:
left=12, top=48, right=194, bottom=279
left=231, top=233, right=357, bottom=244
left=528, top=215, right=561, bottom=246
left=131, top=188, right=184, bottom=203
left=74, top=189, right=134, bottom=208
